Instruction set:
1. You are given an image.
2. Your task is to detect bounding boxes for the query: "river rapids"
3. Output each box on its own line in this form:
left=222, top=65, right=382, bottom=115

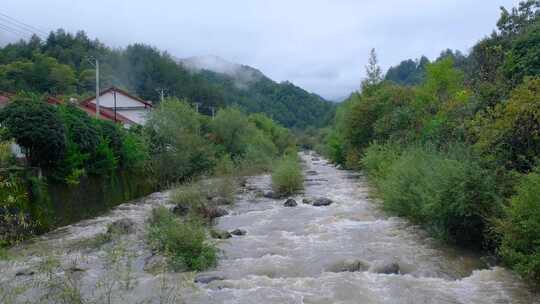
left=0, top=152, right=538, bottom=303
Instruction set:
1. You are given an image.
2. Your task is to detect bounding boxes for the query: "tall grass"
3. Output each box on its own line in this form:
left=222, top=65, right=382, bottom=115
left=362, top=143, right=501, bottom=247
left=147, top=207, right=217, bottom=271
left=271, top=153, right=304, bottom=196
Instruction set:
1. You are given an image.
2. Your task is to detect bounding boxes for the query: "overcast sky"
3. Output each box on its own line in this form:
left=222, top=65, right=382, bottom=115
left=1, top=0, right=521, bottom=100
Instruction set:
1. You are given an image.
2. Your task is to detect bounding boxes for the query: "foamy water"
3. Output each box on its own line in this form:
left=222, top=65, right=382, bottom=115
left=0, top=152, right=538, bottom=303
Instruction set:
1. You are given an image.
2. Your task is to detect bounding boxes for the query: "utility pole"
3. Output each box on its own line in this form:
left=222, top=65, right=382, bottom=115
left=87, top=56, right=100, bottom=118
left=113, top=90, right=117, bottom=122
left=155, top=88, right=167, bottom=102
left=193, top=102, right=201, bottom=113
left=96, top=59, right=100, bottom=118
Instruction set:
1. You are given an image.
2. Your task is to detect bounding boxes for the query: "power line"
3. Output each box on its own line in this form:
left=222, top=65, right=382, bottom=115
left=0, top=12, right=47, bottom=36
left=0, top=23, right=31, bottom=39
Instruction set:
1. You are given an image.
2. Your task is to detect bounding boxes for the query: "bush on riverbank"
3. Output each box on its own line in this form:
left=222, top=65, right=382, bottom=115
left=363, top=144, right=502, bottom=247
left=271, top=152, right=304, bottom=197
left=498, top=167, right=540, bottom=282
left=319, top=5, right=540, bottom=282
left=147, top=207, right=217, bottom=271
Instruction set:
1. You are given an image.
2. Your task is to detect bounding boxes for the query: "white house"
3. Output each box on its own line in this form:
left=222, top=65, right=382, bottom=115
left=82, top=87, right=153, bottom=125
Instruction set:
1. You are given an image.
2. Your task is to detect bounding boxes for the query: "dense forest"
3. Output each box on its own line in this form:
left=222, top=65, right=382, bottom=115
left=319, top=0, right=540, bottom=283
left=0, top=31, right=334, bottom=128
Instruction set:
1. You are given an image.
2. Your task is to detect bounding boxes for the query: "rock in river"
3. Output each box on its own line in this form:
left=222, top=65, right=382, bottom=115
left=327, top=259, right=370, bottom=273
left=302, top=197, right=314, bottom=204
left=263, top=190, right=280, bottom=199
left=283, top=199, right=298, bottom=207
left=107, top=218, right=136, bottom=235
left=194, top=274, right=225, bottom=284
left=369, top=261, right=400, bottom=275
left=205, top=207, right=229, bottom=219
left=312, top=197, right=333, bottom=207
left=211, top=229, right=232, bottom=239
left=230, top=229, right=247, bottom=236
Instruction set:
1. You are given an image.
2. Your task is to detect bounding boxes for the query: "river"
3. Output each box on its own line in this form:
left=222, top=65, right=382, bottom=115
left=0, top=151, right=538, bottom=303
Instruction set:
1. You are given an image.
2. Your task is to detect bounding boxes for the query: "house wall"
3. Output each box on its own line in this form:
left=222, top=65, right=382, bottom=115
left=117, top=108, right=150, bottom=125
left=91, top=91, right=144, bottom=108
left=88, top=91, right=150, bottom=125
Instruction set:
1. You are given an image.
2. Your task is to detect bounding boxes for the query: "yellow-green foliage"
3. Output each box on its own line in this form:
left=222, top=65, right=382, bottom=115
left=271, top=153, right=304, bottom=196
left=363, top=144, right=501, bottom=246
left=471, top=77, right=540, bottom=173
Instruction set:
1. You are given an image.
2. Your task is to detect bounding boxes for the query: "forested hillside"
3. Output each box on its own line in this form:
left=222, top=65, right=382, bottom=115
left=321, top=0, right=540, bottom=283
left=0, top=30, right=334, bottom=128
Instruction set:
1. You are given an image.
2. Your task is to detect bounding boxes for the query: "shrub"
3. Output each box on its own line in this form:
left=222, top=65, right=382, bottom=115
left=0, top=94, right=66, bottom=168
left=170, top=182, right=207, bottom=211
left=498, top=167, right=540, bottom=282
left=371, top=145, right=501, bottom=247
left=146, top=207, right=217, bottom=271
left=361, top=142, right=402, bottom=182
left=145, top=98, right=216, bottom=186
left=271, top=154, right=304, bottom=196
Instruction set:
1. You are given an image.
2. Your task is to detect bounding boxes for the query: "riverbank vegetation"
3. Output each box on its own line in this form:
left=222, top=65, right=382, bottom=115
left=271, top=152, right=304, bottom=197
left=0, top=90, right=294, bottom=249
left=320, top=1, right=540, bottom=283
left=147, top=207, right=217, bottom=271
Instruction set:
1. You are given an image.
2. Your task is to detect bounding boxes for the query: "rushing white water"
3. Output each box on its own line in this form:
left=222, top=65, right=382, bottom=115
left=0, top=151, right=538, bottom=303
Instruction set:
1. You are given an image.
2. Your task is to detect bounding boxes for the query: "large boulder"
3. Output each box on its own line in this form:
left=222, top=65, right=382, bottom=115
left=283, top=199, right=298, bottom=207
left=327, top=259, right=370, bottom=273
left=107, top=218, right=136, bottom=235
left=312, top=197, right=333, bottom=207
left=369, top=261, right=400, bottom=275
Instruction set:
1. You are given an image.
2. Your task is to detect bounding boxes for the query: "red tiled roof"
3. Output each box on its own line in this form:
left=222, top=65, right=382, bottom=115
left=0, top=92, right=133, bottom=125
left=80, top=101, right=134, bottom=124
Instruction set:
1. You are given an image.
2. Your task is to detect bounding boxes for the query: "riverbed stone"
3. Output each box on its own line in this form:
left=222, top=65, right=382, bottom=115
left=283, top=199, right=298, bottom=207
left=263, top=190, right=280, bottom=199
left=206, top=207, right=229, bottom=219
left=327, top=259, right=370, bottom=273
left=194, top=274, right=225, bottom=284
left=230, top=229, right=247, bottom=236
left=144, top=254, right=167, bottom=273
left=312, top=197, right=333, bottom=207
left=107, top=218, right=136, bottom=235
left=369, top=261, right=400, bottom=275
left=15, top=268, right=35, bottom=276
left=211, top=229, right=232, bottom=239
left=172, top=204, right=189, bottom=216
left=302, top=197, right=314, bottom=204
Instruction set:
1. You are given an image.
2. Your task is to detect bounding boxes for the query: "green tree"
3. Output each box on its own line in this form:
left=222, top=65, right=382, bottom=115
left=0, top=94, right=66, bottom=168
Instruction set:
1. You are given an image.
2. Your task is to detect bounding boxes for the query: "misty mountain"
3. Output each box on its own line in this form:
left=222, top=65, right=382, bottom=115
left=178, top=55, right=335, bottom=128
left=0, top=30, right=334, bottom=128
